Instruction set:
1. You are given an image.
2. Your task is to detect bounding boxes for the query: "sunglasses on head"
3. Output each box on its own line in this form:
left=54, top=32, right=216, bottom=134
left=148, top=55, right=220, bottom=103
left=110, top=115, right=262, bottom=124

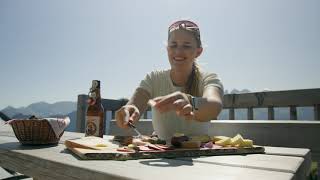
left=168, top=20, right=199, bottom=32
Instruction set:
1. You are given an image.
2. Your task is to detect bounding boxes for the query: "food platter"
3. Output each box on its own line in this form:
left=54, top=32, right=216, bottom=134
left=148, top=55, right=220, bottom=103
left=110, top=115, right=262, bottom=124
left=65, top=135, right=265, bottom=160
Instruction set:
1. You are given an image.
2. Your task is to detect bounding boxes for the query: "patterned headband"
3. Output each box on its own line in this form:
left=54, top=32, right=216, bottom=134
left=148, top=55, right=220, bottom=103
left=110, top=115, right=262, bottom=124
left=168, top=20, right=202, bottom=47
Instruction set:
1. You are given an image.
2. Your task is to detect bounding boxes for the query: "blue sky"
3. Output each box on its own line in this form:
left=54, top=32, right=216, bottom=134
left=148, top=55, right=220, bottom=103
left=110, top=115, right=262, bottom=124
left=1, top=0, right=319, bottom=109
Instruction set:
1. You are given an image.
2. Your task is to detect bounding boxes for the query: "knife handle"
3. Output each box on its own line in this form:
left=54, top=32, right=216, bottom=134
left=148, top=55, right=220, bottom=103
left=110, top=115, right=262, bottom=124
left=128, top=121, right=136, bottom=128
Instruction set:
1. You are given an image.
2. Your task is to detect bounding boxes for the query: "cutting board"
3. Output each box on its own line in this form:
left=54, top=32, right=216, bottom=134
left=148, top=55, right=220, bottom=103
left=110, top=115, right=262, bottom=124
left=65, top=136, right=265, bottom=160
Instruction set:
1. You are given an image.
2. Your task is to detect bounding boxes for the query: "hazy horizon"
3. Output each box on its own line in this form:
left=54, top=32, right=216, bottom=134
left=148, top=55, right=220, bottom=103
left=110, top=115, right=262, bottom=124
left=1, top=0, right=319, bottom=109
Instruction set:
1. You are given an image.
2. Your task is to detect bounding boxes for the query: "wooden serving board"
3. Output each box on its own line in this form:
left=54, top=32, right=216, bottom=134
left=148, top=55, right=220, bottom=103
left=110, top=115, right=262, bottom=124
left=65, top=136, right=265, bottom=161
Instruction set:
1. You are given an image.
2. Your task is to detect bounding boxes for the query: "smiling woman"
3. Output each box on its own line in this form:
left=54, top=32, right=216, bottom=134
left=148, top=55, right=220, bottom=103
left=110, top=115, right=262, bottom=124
left=115, top=20, right=224, bottom=141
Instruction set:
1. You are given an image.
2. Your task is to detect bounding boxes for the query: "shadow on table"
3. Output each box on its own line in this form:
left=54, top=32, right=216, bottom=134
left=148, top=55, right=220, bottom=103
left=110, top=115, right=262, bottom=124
left=0, top=142, right=60, bottom=150
left=139, top=158, right=194, bottom=167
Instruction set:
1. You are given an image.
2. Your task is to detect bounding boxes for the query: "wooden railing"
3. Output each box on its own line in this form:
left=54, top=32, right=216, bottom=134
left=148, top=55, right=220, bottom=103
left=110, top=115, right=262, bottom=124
left=76, top=88, right=320, bottom=132
left=224, top=88, right=320, bottom=120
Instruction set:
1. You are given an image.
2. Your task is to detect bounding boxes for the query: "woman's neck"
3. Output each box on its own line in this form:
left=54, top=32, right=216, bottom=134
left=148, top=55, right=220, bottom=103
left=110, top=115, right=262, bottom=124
left=170, top=68, right=192, bottom=87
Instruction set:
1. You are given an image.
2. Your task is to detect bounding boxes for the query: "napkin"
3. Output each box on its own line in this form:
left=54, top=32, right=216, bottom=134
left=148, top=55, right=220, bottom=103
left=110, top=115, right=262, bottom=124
left=7, top=117, right=70, bottom=138
left=46, top=117, right=70, bottom=138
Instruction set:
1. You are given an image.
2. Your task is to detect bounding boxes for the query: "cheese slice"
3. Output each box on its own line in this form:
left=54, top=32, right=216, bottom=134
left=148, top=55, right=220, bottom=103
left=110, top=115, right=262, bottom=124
left=230, top=134, right=244, bottom=146
left=211, top=136, right=230, bottom=142
left=65, top=137, right=110, bottom=150
left=215, top=138, right=231, bottom=146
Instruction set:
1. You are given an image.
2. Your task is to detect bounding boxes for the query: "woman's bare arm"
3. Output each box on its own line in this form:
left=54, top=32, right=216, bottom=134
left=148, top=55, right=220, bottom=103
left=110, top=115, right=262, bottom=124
left=153, top=87, right=223, bottom=122
left=115, top=87, right=151, bottom=128
left=127, top=87, right=151, bottom=120
left=193, top=86, right=223, bottom=122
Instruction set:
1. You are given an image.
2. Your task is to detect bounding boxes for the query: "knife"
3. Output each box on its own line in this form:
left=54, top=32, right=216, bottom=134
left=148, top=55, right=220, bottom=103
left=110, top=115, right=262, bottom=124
left=124, top=109, right=143, bottom=138
left=128, top=122, right=143, bottom=138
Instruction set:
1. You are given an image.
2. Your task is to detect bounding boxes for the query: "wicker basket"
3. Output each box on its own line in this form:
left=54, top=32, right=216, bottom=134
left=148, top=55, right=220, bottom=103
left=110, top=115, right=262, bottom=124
left=10, top=119, right=64, bottom=145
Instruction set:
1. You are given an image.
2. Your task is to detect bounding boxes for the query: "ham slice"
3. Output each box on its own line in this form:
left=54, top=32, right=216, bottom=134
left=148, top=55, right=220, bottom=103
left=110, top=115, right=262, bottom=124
left=138, top=145, right=153, bottom=151
left=152, top=144, right=172, bottom=150
left=116, top=147, right=135, bottom=152
left=147, top=144, right=165, bottom=151
left=137, top=144, right=171, bottom=152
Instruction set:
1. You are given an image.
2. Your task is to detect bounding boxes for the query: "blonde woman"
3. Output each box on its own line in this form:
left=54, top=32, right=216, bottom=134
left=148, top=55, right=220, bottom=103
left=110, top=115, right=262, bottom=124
left=116, top=20, right=224, bottom=141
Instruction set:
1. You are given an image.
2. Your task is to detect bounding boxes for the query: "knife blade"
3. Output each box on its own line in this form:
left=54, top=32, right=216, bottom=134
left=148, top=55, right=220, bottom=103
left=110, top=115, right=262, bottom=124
left=124, top=109, right=143, bottom=138
left=128, top=122, right=143, bottom=138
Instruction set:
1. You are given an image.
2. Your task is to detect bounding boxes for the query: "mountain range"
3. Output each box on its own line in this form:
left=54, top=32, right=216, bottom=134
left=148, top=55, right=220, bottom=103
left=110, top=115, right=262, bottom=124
left=0, top=101, right=77, bottom=131
left=1, top=101, right=76, bottom=118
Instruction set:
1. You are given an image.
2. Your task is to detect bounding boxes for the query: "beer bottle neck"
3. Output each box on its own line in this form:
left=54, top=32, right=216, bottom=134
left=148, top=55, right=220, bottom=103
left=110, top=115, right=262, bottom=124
left=95, top=89, right=101, bottom=103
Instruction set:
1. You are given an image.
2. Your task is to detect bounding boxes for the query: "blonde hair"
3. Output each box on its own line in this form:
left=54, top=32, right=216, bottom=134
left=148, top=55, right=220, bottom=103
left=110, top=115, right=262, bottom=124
left=185, top=62, right=202, bottom=96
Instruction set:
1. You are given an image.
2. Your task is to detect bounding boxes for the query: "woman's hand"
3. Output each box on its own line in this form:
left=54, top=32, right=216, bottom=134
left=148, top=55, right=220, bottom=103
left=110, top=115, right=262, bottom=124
left=115, top=105, right=140, bottom=128
left=153, top=91, right=194, bottom=120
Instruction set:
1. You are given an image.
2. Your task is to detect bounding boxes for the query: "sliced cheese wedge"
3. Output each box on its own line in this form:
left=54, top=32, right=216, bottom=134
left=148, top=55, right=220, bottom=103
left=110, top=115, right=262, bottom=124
left=230, top=134, right=244, bottom=146
left=241, top=139, right=253, bottom=147
left=211, top=136, right=230, bottom=142
left=215, top=137, right=231, bottom=146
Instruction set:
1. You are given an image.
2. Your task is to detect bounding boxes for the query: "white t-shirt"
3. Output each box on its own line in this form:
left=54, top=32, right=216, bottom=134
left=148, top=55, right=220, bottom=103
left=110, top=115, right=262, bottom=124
left=139, top=69, right=223, bottom=141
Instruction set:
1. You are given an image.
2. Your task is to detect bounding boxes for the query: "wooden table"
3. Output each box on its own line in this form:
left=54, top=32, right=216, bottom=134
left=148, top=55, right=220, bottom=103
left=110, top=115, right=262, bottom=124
left=0, top=121, right=311, bottom=180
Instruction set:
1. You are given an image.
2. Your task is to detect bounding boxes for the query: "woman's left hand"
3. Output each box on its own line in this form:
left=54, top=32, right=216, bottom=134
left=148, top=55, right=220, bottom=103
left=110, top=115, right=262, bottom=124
left=153, top=91, right=194, bottom=120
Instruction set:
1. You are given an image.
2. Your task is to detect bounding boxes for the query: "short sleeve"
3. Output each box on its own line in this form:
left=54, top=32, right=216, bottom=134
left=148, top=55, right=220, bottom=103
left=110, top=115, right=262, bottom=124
left=139, top=73, right=153, bottom=96
left=202, top=72, right=224, bottom=95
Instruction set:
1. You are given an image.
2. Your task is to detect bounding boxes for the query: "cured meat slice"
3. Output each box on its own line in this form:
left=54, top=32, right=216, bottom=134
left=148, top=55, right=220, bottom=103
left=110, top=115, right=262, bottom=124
left=116, top=147, right=135, bottom=152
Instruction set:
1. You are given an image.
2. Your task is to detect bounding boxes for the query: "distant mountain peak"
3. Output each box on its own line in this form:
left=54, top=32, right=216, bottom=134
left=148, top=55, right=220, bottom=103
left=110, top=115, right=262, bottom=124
left=225, top=88, right=251, bottom=94
left=1, top=101, right=76, bottom=118
left=2, top=106, right=16, bottom=110
left=30, top=101, right=49, bottom=105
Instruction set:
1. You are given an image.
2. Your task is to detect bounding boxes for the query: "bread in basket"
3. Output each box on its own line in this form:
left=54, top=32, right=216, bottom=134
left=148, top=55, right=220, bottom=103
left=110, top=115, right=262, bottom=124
left=8, top=116, right=70, bottom=145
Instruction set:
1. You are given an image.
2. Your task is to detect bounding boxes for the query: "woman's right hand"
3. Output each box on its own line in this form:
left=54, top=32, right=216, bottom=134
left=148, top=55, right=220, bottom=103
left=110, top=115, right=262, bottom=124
left=115, top=105, right=140, bottom=129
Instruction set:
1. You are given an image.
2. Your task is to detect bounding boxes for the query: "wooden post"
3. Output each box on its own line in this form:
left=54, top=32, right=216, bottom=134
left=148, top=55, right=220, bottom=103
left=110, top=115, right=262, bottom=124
left=268, top=106, right=275, bottom=120
left=315, top=104, right=320, bottom=120
left=229, top=108, right=235, bottom=120
left=248, top=107, right=253, bottom=120
left=111, top=111, right=116, bottom=119
left=76, top=94, right=88, bottom=133
left=290, top=106, right=297, bottom=120
left=143, top=113, right=148, bottom=119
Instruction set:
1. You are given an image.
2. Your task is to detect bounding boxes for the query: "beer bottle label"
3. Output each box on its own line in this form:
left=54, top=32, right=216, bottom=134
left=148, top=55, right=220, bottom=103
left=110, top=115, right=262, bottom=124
left=85, top=116, right=100, bottom=136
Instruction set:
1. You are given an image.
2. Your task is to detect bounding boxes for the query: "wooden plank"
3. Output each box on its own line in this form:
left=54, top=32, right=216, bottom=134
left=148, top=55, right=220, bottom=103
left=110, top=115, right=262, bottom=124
left=229, top=108, right=235, bottom=120
left=76, top=94, right=87, bottom=133
left=268, top=106, right=274, bottom=120
left=178, top=154, right=304, bottom=178
left=101, top=98, right=127, bottom=111
left=248, top=107, right=253, bottom=120
left=223, top=88, right=320, bottom=108
left=315, top=104, right=320, bottom=120
left=264, top=146, right=312, bottom=179
left=0, top=167, right=14, bottom=179
left=290, top=106, right=297, bottom=120
left=0, top=136, right=294, bottom=180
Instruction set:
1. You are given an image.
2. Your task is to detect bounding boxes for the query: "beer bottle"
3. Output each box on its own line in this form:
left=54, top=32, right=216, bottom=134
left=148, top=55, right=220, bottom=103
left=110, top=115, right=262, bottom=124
left=85, top=80, right=105, bottom=137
